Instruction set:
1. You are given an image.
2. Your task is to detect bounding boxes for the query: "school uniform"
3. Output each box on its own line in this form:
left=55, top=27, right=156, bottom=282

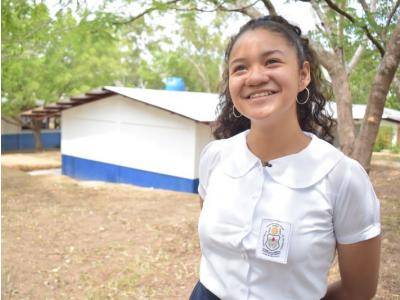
left=193, top=130, right=380, bottom=300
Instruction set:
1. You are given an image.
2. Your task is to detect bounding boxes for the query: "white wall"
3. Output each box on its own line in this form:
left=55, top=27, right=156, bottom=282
left=1, top=118, right=21, bottom=134
left=62, top=95, right=200, bottom=179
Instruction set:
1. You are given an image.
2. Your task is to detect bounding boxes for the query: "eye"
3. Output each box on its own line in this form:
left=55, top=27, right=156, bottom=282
left=231, top=64, right=247, bottom=74
left=265, top=58, right=281, bottom=65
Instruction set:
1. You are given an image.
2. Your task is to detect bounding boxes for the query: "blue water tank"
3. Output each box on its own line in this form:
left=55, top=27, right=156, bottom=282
left=164, top=77, right=185, bottom=91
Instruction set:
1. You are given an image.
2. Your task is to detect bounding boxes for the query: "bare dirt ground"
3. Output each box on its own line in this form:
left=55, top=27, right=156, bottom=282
left=1, top=150, right=61, bottom=171
left=1, top=151, right=399, bottom=299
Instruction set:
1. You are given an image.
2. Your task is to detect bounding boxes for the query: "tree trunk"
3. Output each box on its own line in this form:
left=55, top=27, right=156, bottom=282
left=312, top=42, right=355, bottom=155
left=352, top=20, right=400, bottom=171
left=31, top=119, right=44, bottom=151
left=329, top=63, right=355, bottom=155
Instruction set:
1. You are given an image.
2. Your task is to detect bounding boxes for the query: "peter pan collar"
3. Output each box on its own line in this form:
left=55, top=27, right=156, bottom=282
left=222, top=130, right=344, bottom=188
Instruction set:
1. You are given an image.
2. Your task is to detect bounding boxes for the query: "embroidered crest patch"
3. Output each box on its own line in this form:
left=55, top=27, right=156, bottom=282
left=256, top=219, right=292, bottom=264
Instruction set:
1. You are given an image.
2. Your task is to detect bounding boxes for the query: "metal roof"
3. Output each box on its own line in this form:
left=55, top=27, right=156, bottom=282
left=103, top=86, right=220, bottom=123
left=326, top=102, right=400, bottom=123
left=20, top=86, right=400, bottom=124
left=20, top=86, right=221, bottom=123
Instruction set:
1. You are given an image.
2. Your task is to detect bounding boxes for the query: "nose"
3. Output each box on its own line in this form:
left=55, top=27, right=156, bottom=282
left=245, top=66, right=268, bottom=86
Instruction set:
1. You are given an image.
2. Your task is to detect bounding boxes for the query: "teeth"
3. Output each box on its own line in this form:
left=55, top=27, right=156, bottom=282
left=249, top=91, right=274, bottom=98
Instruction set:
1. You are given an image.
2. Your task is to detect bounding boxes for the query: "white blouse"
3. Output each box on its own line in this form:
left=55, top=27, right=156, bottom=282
left=197, top=130, right=380, bottom=300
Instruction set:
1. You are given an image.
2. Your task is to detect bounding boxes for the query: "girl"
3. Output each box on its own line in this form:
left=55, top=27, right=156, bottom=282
left=190, top=16, right=380, bottom=300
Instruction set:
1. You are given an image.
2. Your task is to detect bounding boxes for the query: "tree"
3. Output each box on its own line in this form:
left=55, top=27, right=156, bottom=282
left=3, top=0, right=398, bottom=168
left=106, top=0, right=399, bottom=171
left=352, top=21, right=400, bottom=167
left=1, top=0, right=52, bottom=116
left=2, top=0, right=55, bottom=150
left=1, top=0, right=125, bottom=150
left=309, top=0, right=399, bottom=170
left=132, top=11, right=226, bottom=92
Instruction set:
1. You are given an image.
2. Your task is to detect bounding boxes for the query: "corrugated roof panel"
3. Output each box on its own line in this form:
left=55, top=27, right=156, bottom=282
left=327, top=102, right=400, bottom=122
left=383, top=107, right=400, bottom=122
left=104, top=86, right=220, bottom=123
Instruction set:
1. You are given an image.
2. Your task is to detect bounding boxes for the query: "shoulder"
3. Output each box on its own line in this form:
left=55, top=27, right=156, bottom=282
left=334, top=154, right=368, bottom=174
left=199, top=139, right=223, bottom=166
left=199, top=132, right=245, bottom=164
left=198, top=134, right=244, bottom=198
left=339, top=156, right=377, bottom=202
left=328, top=154, right=371, bottom=194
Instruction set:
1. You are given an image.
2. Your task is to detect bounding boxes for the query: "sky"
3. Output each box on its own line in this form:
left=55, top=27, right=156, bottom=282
left=267, top=1, right=318, bottom=33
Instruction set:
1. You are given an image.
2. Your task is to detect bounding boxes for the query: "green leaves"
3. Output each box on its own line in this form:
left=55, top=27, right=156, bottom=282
left=5, top=0, right=395, bottom=118
left=1, top=0, right=125, bottom=116
left=136, top=11, right=226, bottom=92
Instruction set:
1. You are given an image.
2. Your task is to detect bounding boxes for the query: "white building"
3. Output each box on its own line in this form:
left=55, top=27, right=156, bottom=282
left=60, top=86, right=219, bottom=193
left=1, top=117, right=21, bottom=135
left=21, top=86, right=400, bottom=193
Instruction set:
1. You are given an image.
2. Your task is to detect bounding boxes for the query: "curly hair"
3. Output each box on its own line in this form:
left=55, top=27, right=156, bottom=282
left=212, top=15, right=336, bottom=143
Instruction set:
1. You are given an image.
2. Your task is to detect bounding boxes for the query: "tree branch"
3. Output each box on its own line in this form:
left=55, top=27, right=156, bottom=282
left=173, top=0, right=262, bottom=19
left=384, top=0, right=400, bottom=38
left=309, top=40, right=337, bottom=72
left=237, top=1, right=263, bottom=19
left=112, top=0, right=181, bottom=25
left=186, top=55, right=212, bottom=92
left=324, top=0, right=385, bottom=57
left=357, top=0, right=369, bottom=15
left=310, top=1, right=334, bottom=41
left=112, top=0, right=262, bottom=24
left=358, top=0, right=377, bottom=13
left=346, top=0, right=377, bottom=74
left=324, top=0, right=355, bottom=22
left=337, top=1, right=345, bottom=62
left=260, top=0, right=277, bottom=15
left=347, top=45, right=364, bottom=74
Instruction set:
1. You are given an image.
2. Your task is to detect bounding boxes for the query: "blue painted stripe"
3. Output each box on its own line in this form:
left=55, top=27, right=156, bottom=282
left=1, top=131, right=61, bottom=152
left=1, top=135, right=19, bottom=152
left=62, top=154, right=199, bottom=194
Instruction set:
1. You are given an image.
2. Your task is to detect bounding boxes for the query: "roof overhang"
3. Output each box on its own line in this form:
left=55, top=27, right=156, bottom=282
left=20, top=89, right=116, bottom=120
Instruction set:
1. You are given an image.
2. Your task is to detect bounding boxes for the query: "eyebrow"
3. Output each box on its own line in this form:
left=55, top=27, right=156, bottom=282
left=229, top=49, right=285, bottom=66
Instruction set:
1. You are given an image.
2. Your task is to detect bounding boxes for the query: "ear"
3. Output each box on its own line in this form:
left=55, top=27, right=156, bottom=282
left=299, top=61, right=311, bottom=91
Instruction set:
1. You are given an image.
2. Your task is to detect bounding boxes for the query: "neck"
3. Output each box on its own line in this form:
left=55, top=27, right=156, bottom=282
left=246, top=120, right=311, bottom=163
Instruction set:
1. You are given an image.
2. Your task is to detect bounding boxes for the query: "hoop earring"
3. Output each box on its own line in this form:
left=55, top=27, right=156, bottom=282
left=296, top=87, right=310, bottom=105
left=232, top=106, right=242, bottom=118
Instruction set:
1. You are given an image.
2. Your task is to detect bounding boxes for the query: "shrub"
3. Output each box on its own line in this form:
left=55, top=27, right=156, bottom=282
left=374, top=126, right=393, bottom=152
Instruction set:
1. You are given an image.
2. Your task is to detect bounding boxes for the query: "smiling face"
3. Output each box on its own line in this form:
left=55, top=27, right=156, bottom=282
left=228, top=28, right=310, bottom=127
